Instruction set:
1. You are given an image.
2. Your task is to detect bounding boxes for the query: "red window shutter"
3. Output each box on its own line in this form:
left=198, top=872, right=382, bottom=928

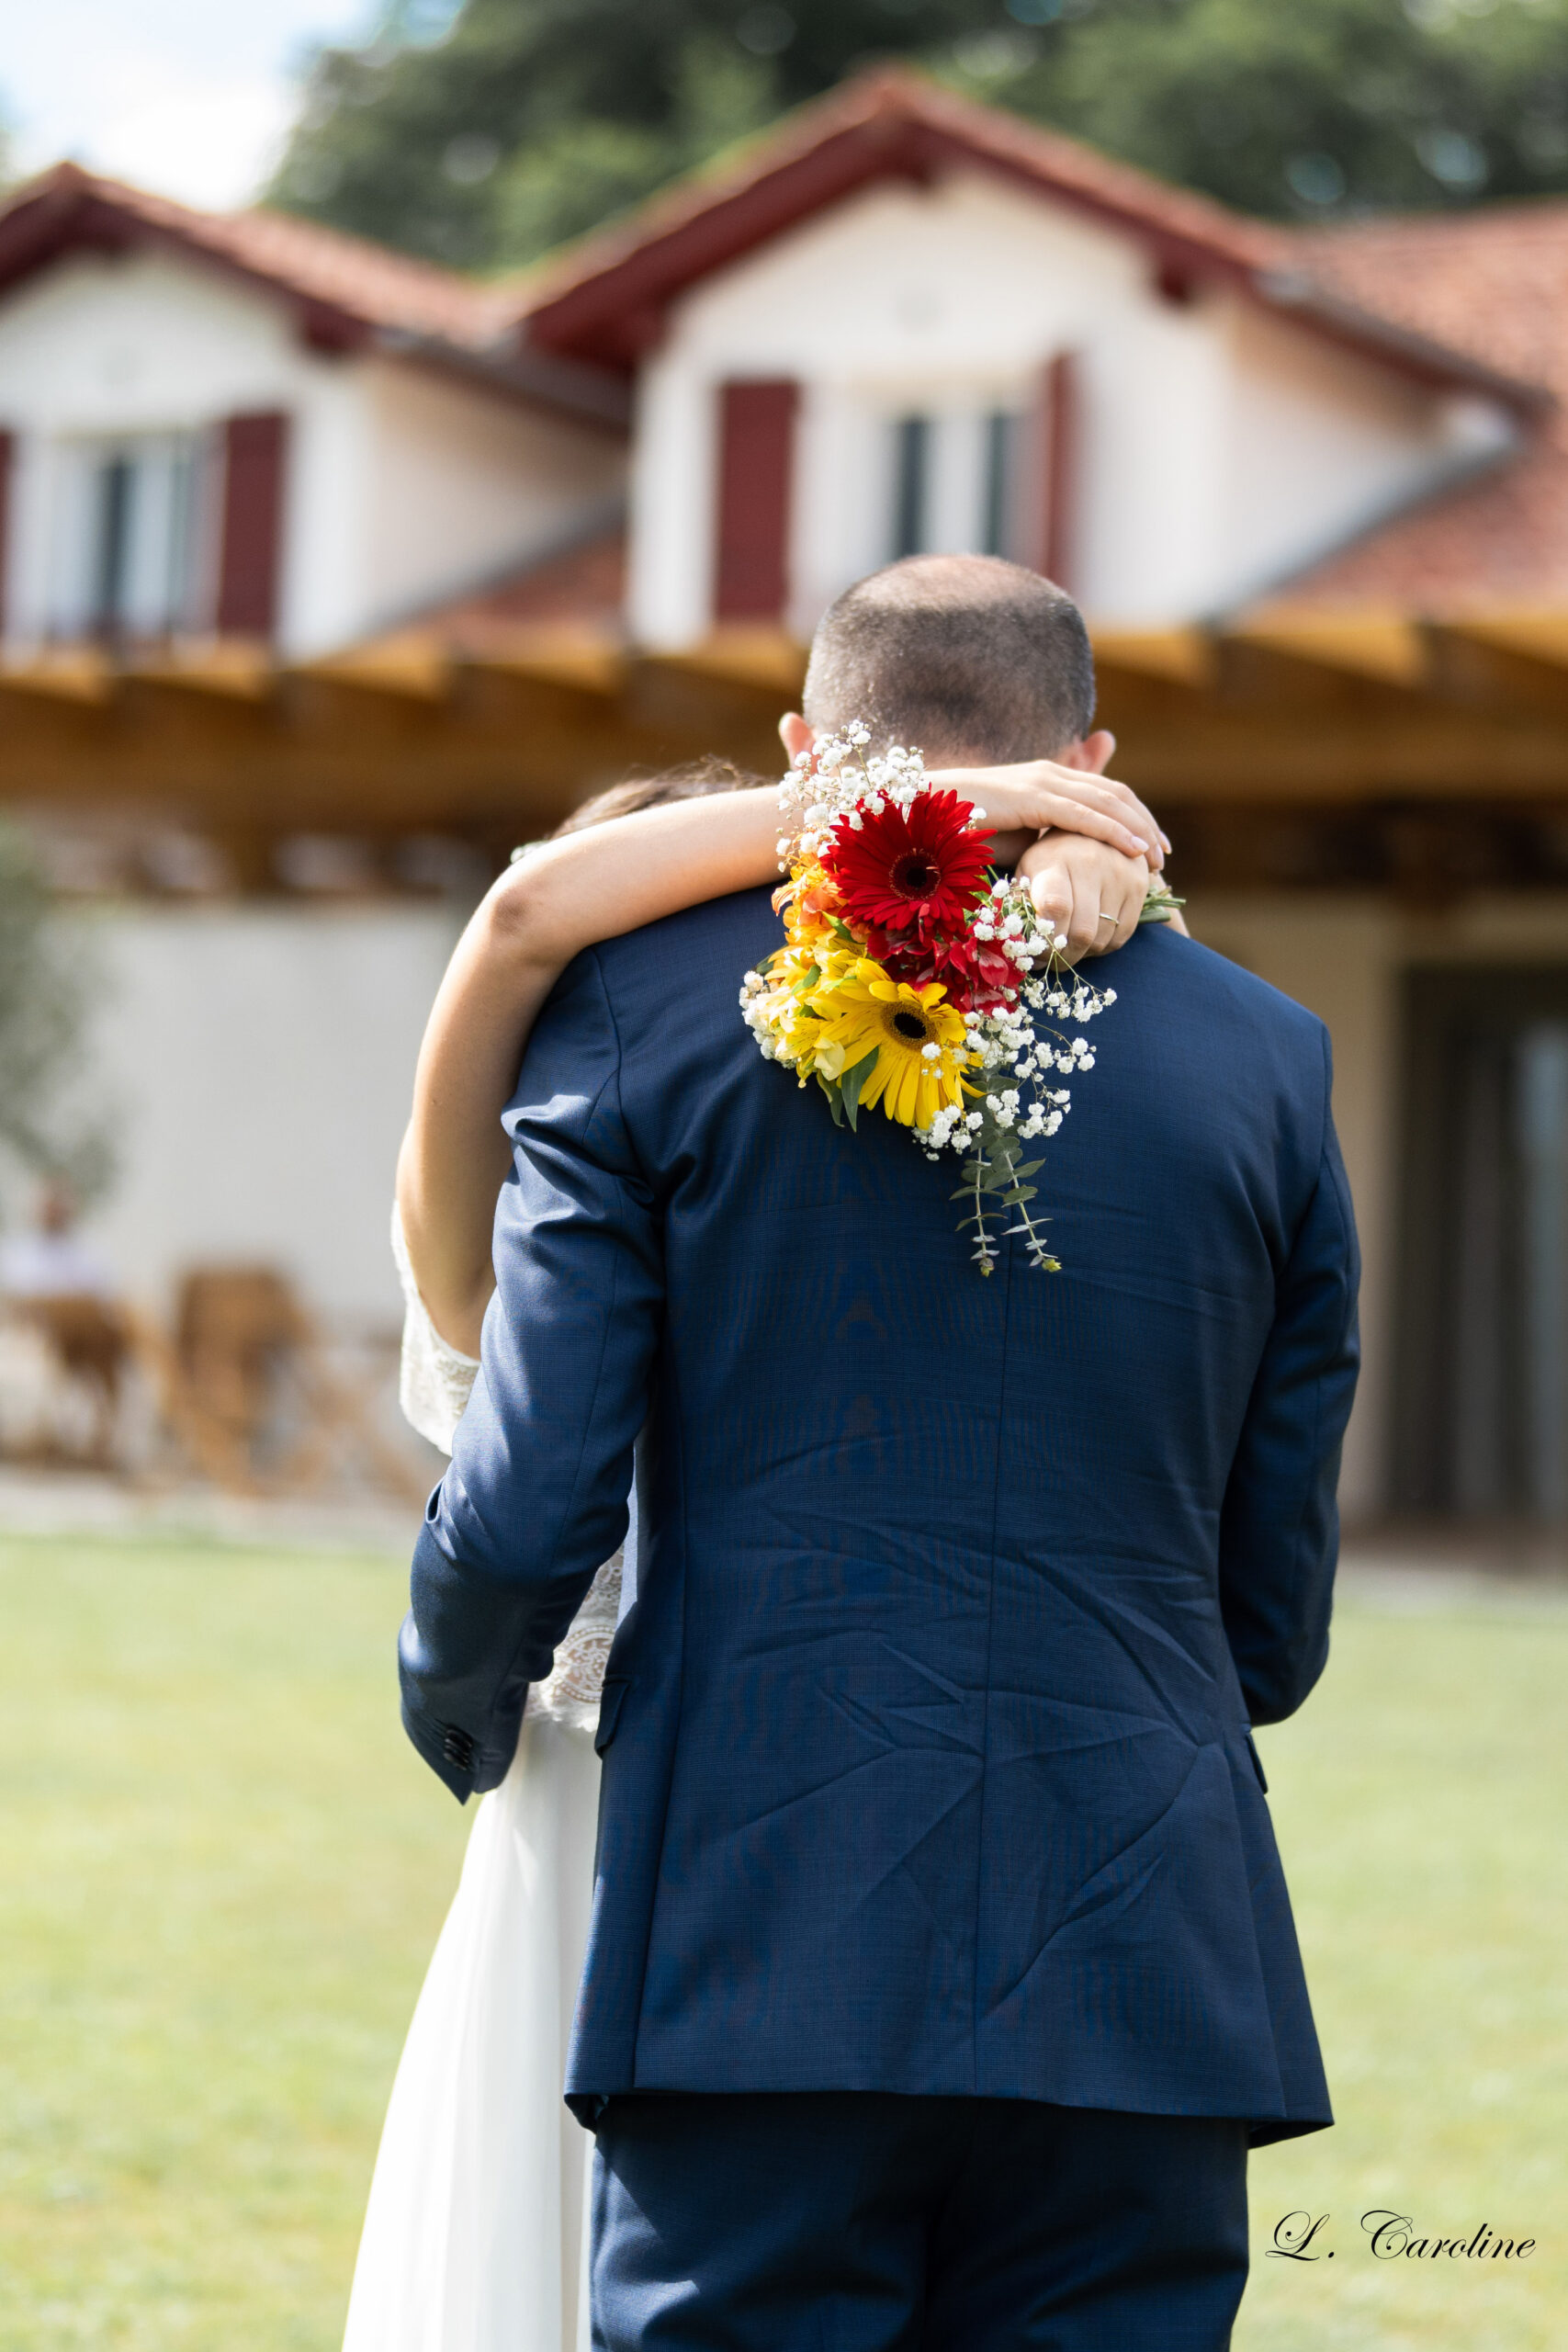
left=713, top=379, right=798, bottom=623
left=0, top=431, right=14, bottom=640
left=1032, top=353, right=1080, bottom=592
left=216, top=412, right=289, bottom=638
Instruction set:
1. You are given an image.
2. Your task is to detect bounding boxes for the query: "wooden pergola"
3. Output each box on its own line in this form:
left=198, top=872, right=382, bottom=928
left=6, top=607, right=1568, bottom=897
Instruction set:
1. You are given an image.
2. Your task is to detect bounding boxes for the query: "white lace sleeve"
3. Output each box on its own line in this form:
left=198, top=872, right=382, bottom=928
left=391, top=1202, right=479, bottom=1454
left=391, top=1200, right=624, bottom=1733
left=528, top=1552, right=623, bottom=1729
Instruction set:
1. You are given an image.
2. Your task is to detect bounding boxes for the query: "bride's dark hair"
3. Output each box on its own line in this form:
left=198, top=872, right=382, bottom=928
left=552, top=756, right=764, bottom=837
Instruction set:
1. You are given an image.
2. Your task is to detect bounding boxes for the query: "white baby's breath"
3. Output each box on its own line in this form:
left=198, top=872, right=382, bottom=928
left=766, top=722, right=1117, bottom=1273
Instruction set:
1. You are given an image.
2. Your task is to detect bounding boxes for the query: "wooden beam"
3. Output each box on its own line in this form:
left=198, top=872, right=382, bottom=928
left=1426, top=621, right=1568, bottom=718
left=662, top=629, right=807, bottom=697
left=300, top=634, right=451, bottom=702
left=461, top=629, right=626, bottom=697
left=1089, top=628, right=1214, bottom=690
left=134, top=639, right=275, bottom=700
left=1225, top=608, right=1429, bottom=691
left=1112, top=708, right=1568, bottom=799
left=0, top=650, right=111, bottom=703
left=10, top=612, right=1568, bottom=854
left=1446, top=611, right=1568, bottom=672
left=1156, top=797, right=1568, bottom=901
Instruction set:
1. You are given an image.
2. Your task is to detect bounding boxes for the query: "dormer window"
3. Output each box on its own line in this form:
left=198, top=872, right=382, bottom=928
left=51, top=431, right=209, bottom=642
left=887, top=407, right=1022, bottom=564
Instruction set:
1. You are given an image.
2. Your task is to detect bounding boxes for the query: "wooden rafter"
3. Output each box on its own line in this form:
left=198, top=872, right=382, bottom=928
left=7, top=612, right=1568, bottom=890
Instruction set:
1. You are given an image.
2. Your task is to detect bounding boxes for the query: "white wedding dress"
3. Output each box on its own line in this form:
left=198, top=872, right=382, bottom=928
left=342, top=1214, right=627, bottom=2352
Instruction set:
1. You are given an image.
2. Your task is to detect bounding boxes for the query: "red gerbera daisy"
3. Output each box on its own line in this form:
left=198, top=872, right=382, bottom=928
left=821, top=789, right=993, bottom=940
left=869, top=927, right=1018, bottom=1015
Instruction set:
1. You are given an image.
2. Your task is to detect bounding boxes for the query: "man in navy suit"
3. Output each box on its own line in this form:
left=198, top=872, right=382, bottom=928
left=401, top=555, right=1359, bottom=2348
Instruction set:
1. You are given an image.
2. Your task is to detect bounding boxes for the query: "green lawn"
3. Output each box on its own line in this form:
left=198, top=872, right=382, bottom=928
left=1238, top=1576, right=1567, bottom=2351
left=0, top=1538, right=1562, bottom=2350
left=0, top=1535, right=467, bottom=2352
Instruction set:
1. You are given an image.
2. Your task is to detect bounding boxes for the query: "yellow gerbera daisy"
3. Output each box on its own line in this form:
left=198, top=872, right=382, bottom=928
left=814, top=961, right=973, bottom=1128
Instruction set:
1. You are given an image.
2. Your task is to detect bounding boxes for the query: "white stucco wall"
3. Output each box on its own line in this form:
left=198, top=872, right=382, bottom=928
left=359, top=360, right=625, bottom=637
left=32, top=883, right=1568, bottom=1513
left=61, top=900, right=463, bottom=1327
left=1215, top=307, right=1488, bottom=608
left=626, top=167, right=1496, bottom=645
left=0, top=249, right=625, bottom=660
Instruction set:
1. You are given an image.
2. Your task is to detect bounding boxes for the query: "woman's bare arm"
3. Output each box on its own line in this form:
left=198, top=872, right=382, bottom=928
left=400, top=767, right=1168, bottom=1354
left=399, top=789, right=789, bottom=1354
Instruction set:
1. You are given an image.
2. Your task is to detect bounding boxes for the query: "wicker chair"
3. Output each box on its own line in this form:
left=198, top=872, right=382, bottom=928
left=149, top=1264, right=423, bottom=1501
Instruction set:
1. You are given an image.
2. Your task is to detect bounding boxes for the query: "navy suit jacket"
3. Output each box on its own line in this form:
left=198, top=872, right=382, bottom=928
left=401, top=893, right=1359, bottom=2143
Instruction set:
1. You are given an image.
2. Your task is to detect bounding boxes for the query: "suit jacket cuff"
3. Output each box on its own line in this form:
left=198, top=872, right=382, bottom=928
left=400, top=1694, right=478, bottom=1804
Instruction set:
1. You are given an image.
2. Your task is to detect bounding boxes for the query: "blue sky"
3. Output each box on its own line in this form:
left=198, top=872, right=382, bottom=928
left=5, top=1, right=389, bottom=209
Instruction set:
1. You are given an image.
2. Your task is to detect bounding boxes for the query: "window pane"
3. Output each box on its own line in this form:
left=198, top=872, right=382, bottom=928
left=93, top=457, right=135, bottom=634
left=59, top=433, right=207, bottom=640
left=892, top=415, right=930, bottom=560
left=982, top=412, right=1015, bottom=558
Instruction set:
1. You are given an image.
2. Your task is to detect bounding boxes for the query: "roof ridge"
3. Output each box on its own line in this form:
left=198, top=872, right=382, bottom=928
left=0, top=158, right=510, bottom=350
left=504, top=62, right=1290, bottom=327
left=0, top=160, right=480, bottom=287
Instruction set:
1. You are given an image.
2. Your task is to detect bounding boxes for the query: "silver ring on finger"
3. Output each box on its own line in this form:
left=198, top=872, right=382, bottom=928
left=1095, top=909, right=1116, bottom=928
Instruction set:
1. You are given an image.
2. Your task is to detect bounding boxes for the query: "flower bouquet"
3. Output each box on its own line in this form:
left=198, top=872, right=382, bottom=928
left=740, top=726, right=1129, bottom=1275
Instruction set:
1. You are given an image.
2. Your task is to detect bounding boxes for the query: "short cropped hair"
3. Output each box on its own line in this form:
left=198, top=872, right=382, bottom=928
left=803, top=555, right=1095, bottom=762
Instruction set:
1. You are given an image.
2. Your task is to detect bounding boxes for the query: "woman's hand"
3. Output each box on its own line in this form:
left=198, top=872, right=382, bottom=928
left=925, top=759, right=1168, bottom=869
left=1019, top=833, right=1149, bottom=962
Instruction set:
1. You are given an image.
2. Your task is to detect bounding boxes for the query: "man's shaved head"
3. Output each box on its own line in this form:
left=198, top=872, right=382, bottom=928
left=802, top=554, right=1095, bottom=763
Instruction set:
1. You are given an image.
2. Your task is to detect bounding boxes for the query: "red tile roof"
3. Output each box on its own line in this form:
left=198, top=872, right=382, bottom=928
left=0, top=162, right=514, bottom=352
left=410, top=528, right=627, bottom=649
left=509, top=65, right=1539, bottom=409
left=1275, top=206, right=1568, bottom=609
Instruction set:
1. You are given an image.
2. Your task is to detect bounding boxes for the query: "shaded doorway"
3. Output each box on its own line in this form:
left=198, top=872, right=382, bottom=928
left=1394, top=967, right=1568, bottom=1516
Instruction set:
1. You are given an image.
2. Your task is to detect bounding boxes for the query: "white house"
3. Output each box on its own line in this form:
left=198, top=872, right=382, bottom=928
left=0, top=166, right=627, bottom=660
left=2, top=69, right=1566, bottom=1518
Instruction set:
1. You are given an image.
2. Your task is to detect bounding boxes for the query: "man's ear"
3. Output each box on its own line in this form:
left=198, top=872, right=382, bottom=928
left=1054, top=729, right=1116, bottom=776
left=779, top=711, right=815, bottom=767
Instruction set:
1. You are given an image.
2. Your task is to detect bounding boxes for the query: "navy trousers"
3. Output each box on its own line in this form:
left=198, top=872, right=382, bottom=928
left=591, top=2093, right=1249, bottom=2350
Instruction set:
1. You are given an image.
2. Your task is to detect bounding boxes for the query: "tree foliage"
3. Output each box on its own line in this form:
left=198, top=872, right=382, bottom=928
left=979, top=0, right=1568, bottom=222
left=0, top=828, right=110, bottom=1208
left=268, top=0, right=1568, bottom=270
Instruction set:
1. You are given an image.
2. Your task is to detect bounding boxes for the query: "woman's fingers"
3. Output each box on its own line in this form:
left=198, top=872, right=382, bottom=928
left=1018, top=840, right=1151, bottom=963
left=1098, top=854, right=1149, bottom=955
left=1022, top=849, right=1095, bottom=963
left=929, top=762, right=1166, bottom=868
left=1083, top=857, right=1146, bottom=957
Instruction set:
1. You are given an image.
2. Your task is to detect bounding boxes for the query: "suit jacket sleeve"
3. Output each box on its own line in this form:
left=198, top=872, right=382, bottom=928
left=1218, top=1028, right=1360, bottom=1728
left=399, top=947, right=662, bottom=1800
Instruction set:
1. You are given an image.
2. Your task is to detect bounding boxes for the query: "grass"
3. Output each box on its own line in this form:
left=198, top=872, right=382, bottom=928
left=1238, top=1578, right=1567, bottom=2351
left=0, top=1535, right=467, bottom=2352
left=0, top=1537, right=1562, bottom=2349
